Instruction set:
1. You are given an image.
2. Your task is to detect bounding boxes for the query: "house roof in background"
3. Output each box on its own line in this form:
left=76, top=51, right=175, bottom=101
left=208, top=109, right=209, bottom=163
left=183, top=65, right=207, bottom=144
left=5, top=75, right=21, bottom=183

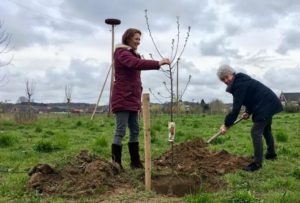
left=280, top=92, right=300, bottom=101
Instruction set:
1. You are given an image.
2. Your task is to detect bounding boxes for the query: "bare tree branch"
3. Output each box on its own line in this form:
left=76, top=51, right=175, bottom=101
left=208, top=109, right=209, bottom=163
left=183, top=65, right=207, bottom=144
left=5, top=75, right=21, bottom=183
left=179, top=75, right=192, bottom=101
left=144, top=10, right=191, bottom=121
left=171, top=16, right=180, bottom=64
left=148, top=88, right=163, bottom=103
left=144, top=10, right=164, bottom=59
left=0, top=21, right=13, bottom=86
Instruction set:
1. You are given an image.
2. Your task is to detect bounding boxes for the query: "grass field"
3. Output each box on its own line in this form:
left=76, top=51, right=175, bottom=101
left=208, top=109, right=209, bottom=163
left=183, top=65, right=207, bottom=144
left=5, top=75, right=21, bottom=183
left=0, top=112, right=299, bottom=202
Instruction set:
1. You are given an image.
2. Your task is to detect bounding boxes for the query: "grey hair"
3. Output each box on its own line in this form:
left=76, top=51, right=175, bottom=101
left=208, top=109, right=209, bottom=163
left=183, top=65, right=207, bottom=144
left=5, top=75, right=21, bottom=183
left=217, top=64, right=235, bottom=80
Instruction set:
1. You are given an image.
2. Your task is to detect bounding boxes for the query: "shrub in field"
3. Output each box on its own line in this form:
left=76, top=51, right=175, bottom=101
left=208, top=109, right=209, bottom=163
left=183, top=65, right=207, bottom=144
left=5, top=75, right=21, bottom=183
left=55, top=118, right=62, bottom=126
left=76, top=120, right=82, bottom=127
left=1, top=120, right=14, bottom=127
left=152, top=125, right=162, bottom=132
left=91, top=137, right=109, bottom=156
left=284, top=104, right=300, bottom=113
left=192, top=122, right=199, bottom=128
left=45, top=130, right=54, bottom=136
left=212, top=136, right=229, bottom=145
left=228, top=190, right=258, bottom=203
left=35, top=126, right=42, bottom=133
left=33, top=140, right=60, bottom=152
left=14, top=110, right=37, bottom=124
left=151, top=129, right=158, bottom=143
left=185, top=192, right=213, bottom=203
left=0, top=134, right=15, bottom=147
left=53, top=134, right=69, bottom=149
left=277, top=146, right=291, bottom=155
left=275, top=130, right=288, bottom=142
left=176, top=130, right=185, bottom=137
left=291, top=167, right=300, bottom=179
left=95, top=136, right=108, bottom=147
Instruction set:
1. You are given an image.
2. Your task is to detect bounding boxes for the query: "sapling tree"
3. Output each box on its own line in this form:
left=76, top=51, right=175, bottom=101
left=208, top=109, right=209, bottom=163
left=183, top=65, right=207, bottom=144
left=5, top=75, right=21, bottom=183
left=145, top=10, right=191, bottom=175
left=145, top=10, right=191, bottom=122
left=65, top=84, right=73, bottom=117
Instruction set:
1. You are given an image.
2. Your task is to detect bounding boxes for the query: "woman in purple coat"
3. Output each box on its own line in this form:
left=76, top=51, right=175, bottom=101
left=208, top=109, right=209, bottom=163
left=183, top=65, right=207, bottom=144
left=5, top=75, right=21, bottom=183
left=111, top=28, right=170, bottom=169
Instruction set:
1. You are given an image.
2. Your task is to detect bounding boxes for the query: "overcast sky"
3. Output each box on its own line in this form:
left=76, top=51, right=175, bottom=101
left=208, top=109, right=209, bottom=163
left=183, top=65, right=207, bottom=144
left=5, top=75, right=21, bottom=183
left=0, top=0, right=300, bottom=104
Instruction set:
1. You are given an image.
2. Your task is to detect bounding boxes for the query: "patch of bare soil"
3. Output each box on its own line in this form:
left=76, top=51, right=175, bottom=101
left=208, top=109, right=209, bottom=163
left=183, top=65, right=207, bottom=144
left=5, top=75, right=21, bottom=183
left=27, top=150, right=128, bottom=198
left=153, top=138, right=251, bottom=194
left=27, top=138, right=251, bottom=199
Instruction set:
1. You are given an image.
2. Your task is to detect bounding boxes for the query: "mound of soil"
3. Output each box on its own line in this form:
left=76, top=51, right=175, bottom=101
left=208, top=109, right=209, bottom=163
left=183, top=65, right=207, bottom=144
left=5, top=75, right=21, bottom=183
left=153, top=138, right=251, bottom=192
left=27, top=139, right=252, bottom=199
left=27, top=150, right=127, bottom=198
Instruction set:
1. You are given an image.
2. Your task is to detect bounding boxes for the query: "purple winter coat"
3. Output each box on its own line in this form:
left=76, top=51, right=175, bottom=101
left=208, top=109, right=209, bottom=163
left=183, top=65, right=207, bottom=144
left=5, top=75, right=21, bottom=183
left=111, top=45, right=160, bottom=112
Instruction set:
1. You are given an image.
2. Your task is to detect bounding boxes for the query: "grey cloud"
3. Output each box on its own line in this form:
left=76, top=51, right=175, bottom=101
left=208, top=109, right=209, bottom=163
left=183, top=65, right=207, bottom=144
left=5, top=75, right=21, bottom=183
left=199, top=35, right=239, bottom=57
left=263, top=66, right=300, bottom=91
left=224, top=0, right=300, bottom=27
left=61, top=0, right=216, bottom=33
left=0, top=1, right=96, bottom=50
left=277, top=29, right=300, bottom=54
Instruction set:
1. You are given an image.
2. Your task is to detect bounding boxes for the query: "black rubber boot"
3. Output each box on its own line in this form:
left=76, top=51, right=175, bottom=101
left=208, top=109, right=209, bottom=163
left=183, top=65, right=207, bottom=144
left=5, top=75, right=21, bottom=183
left=112, top=144, right=123, bottom=169
left=243, top=162, right=261, bottom=172
left=265, top=152, right=277, bottom=160
left=128, top=142, right=144, bottom=169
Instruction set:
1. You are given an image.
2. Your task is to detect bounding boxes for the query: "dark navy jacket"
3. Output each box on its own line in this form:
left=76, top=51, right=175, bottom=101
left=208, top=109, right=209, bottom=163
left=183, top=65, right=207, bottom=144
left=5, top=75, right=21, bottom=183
left=224, top=73, right=283, bottom=126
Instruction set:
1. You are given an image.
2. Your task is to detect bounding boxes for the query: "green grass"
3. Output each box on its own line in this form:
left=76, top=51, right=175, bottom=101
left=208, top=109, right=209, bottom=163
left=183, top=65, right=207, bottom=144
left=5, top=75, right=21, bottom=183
left=0, top=112, right=299, bottom=202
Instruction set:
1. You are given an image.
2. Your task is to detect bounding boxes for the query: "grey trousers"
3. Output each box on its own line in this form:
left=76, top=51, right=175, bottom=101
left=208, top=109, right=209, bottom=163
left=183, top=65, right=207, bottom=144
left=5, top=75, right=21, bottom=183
left=251, top=118, right=275, bottom=166
left=113, top=111, right=139, bottom=146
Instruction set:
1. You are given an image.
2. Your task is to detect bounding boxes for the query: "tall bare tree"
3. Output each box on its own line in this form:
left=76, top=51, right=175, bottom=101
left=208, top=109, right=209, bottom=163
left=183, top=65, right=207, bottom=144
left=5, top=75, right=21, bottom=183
left=65, top=84, right=73, bottom=117
left=145, top=10, right=191, bottom=121
left=25, top=79, right=35, bottom=108
left=0, top=21, right=13, bottom=86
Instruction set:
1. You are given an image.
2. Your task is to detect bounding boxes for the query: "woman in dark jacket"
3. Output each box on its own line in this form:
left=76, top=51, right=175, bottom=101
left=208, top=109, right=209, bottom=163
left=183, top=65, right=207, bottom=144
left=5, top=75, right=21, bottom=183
left=218, top=64, right=283, bottom=172
left=111, top=28, right=170, bottom=169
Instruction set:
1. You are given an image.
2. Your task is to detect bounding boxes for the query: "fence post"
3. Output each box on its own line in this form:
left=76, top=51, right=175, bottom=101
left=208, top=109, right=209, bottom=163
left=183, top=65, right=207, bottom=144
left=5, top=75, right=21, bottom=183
left=142, top=93, right=151, bottom=190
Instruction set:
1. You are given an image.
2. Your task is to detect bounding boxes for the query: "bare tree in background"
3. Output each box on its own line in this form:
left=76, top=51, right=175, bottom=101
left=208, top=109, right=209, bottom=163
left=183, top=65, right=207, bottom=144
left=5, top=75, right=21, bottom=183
left=14, top=80, right=37, bottom=124
left=145, top=10, right=191, bottom=122
left=25, top=79, right=35, bottom=109
left=0, top=21, right=13, bottom=86
left=209, top=99, right=225, bottom=114
left=65, top=84, right=73, bottom=117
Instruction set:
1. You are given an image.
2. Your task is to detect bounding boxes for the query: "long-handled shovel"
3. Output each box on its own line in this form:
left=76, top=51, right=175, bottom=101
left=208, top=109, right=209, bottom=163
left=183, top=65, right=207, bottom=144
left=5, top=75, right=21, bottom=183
left=206, top=117, right=244, bottom=144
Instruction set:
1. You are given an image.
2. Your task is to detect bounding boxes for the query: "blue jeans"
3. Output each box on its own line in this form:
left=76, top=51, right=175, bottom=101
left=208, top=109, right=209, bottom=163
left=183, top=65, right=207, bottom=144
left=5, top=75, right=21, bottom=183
left=113, top=111, right=139, bottom=145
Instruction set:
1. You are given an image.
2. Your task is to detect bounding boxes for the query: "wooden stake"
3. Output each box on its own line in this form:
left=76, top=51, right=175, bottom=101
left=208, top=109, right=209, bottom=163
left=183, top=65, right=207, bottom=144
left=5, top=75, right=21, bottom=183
left=142, top=93, right=151, bottom=191
left=90, top=64, right=112, bottom=120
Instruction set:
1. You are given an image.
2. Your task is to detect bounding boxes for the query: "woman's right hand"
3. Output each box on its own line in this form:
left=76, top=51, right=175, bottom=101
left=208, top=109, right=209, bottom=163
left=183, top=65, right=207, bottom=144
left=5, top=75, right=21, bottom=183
left=159, top=58, right=171, bottom=66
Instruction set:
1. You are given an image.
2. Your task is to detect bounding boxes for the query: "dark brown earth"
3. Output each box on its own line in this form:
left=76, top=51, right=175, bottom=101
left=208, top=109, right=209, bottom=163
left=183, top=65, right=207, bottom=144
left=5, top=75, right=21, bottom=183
left=27, top=138, right=251, bottom=199
left=27, top=150, right=128, bottom=198
left=153, top=138, right=251, bottom=194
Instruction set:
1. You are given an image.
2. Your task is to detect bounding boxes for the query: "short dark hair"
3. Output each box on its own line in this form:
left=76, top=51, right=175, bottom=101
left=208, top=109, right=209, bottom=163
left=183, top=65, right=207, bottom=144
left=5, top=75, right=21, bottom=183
left=122, top=28, right=142, bottom=45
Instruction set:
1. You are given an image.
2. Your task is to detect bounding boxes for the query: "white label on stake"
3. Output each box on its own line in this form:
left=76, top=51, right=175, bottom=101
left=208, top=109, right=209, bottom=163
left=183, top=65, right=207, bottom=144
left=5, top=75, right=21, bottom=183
left=168, top=122, right=175, bottom=142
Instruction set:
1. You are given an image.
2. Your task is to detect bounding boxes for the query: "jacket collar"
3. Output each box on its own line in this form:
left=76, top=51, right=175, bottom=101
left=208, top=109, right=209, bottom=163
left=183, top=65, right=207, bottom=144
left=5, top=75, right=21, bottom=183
left=226, top=73, right=236, bottom=93
left=115, top=44, right=140, bottom=56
